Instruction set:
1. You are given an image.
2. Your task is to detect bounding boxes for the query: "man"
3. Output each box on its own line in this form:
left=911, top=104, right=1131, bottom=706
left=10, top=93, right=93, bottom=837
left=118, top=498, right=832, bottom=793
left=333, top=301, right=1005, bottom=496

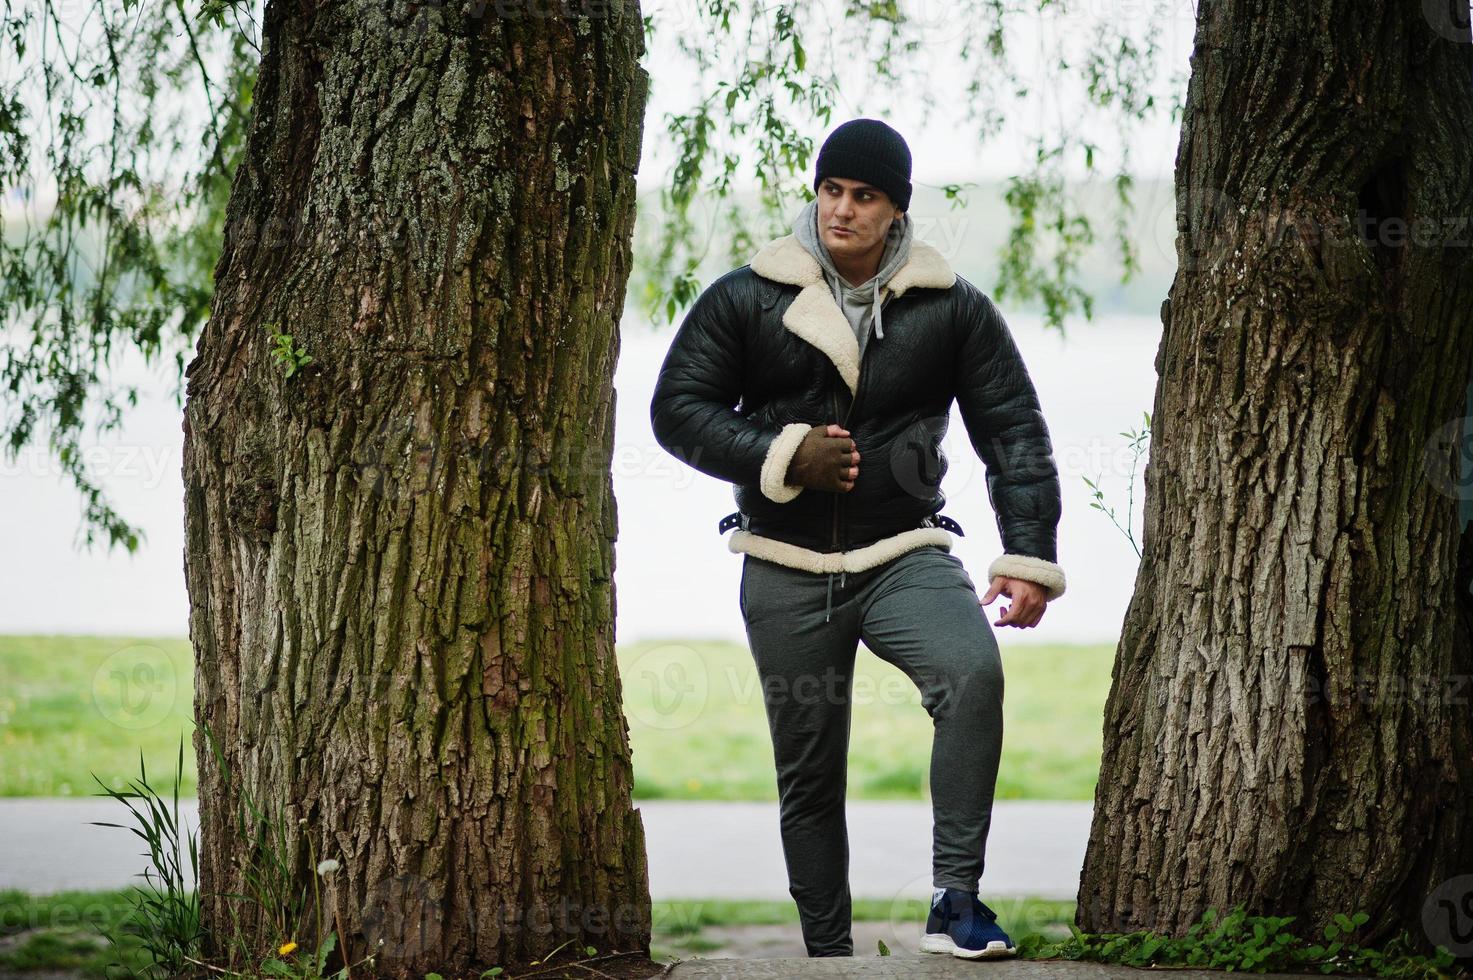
left=649, top=117, right=1066, bottom=959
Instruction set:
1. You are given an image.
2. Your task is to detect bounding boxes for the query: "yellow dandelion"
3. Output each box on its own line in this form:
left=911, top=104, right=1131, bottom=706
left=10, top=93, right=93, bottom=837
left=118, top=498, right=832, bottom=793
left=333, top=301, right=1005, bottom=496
left=278, top=941, right=298, bottom=956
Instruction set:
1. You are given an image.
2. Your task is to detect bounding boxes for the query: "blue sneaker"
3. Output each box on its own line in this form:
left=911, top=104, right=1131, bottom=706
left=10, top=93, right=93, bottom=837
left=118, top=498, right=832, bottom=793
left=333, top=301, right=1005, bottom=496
left=920, top=888, right=1017, bottom=959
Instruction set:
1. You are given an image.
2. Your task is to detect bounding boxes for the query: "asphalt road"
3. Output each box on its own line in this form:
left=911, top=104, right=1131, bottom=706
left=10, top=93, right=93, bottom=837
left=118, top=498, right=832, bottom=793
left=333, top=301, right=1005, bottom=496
left=0, top=797, right=1090, bottom=902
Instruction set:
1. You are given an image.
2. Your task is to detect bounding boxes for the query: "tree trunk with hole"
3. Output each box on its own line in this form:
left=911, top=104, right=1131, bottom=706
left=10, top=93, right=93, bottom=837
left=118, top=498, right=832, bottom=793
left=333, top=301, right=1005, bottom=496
left=181, top=1, right=650, bottom=975
left=1077, top=0, right=1473, bottom=958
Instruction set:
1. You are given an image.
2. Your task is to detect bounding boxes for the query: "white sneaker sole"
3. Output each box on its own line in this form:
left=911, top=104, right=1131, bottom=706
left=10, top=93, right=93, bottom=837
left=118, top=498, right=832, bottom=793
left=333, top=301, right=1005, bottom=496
left=920, top=932, right=1017, bottom=959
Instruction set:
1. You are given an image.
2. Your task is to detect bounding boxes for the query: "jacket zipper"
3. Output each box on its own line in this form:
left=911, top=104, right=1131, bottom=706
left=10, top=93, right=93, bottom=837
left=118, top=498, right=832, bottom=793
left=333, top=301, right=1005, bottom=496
left=843, top=292, right=894, bottom=429
left=834, top=291, right=896, bottom=553
left=830, top=383, right=840, bottom=550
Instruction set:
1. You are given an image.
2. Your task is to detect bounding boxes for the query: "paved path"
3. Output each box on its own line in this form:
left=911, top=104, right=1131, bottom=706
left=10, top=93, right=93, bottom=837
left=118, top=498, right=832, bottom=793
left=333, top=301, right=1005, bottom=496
left=663, top=958, right=1341, bottom=978
left=641, top=800, right=1087, bottom=901
left=0, top=798, right=1089, bottom=902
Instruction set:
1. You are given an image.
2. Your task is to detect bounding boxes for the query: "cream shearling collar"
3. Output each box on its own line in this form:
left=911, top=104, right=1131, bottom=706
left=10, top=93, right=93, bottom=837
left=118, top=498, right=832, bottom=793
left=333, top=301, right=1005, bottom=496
left=749, top=233, right=956, bottom=396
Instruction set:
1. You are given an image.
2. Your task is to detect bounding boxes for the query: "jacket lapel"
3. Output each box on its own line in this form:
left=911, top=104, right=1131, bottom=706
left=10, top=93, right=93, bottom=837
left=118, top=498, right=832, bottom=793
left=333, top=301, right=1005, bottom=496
left=749, top=233, right=956, bottom=395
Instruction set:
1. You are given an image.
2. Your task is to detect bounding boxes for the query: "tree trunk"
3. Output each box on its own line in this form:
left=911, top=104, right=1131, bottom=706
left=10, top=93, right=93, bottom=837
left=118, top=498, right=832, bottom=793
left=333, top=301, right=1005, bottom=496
left=1078, top=0, right=1473, bottom=958
left=181, top=0, right=651, bottom=974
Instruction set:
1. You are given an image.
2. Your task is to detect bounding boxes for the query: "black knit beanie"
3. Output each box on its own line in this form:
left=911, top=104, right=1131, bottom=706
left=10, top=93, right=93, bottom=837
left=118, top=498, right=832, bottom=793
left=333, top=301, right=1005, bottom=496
left=812, top=118, right=913, bottom=213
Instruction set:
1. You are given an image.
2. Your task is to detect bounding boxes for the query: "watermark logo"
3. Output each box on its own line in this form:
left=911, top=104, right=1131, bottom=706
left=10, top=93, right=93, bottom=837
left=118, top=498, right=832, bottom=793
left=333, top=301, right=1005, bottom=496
left=889, top=414, right=949, bottom=500
left=361, top=872, right=443, bottom=970
left=1422, top=874, right=1473, bottom=956
left=622, top=643, right=709, bottom=730
left=1422, top=0, right=1472, bottom=43
left=92, top=644, right=176, bottom=730
left=1423, top=415, right=1473, bottom=501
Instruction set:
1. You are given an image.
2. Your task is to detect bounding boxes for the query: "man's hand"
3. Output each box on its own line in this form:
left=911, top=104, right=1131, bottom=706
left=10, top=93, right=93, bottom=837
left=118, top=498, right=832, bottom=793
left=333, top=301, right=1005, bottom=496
left=785, top=423, right=860, bottom=493
left=980, top=576, right=1047, bottom=628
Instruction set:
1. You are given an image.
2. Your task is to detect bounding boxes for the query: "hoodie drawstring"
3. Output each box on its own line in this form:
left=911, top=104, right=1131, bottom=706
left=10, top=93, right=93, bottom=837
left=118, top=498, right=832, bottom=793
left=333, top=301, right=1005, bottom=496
left=874, top=278, right=885, bottom=340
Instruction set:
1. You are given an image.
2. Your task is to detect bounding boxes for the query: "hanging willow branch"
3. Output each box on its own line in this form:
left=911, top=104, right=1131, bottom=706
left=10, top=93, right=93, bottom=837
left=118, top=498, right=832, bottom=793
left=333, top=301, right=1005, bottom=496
left=0, top=0, right=1175, bottom=551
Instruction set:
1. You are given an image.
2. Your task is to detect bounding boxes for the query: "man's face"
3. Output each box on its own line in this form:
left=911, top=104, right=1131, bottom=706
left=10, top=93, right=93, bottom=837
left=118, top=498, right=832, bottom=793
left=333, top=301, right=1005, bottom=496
left=817, top=177, right=903, bottom=261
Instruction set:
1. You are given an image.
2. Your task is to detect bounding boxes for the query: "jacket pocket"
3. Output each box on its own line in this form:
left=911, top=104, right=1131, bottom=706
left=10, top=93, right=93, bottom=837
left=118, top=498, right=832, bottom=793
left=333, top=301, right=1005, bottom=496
left=887, top=412, right=948, bottom=502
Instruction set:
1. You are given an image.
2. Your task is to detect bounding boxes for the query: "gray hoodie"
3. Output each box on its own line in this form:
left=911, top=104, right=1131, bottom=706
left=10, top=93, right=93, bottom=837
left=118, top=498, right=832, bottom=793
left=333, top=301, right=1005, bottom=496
left=792, top=196, right=914, bottom=361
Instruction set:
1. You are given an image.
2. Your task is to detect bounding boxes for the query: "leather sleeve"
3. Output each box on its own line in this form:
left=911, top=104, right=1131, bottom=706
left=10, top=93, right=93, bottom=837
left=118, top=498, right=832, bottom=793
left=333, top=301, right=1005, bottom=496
left=954, top=287, right=1066, bottom=598
left=650, top=271, right=808, bottom=500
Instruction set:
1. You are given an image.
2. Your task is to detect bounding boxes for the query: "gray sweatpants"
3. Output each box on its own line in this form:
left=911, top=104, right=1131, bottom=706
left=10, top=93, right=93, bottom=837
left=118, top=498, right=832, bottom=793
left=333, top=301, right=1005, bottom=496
left=739, top=544, right=1006, bottom=958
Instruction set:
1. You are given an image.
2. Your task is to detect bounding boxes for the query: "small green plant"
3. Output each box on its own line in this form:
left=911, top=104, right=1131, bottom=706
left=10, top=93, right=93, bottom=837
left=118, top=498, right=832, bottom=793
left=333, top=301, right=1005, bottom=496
left=93, top=722, right=377, bottom=979
left=89, top=736, right=203, bottom=979
left=1083, top=409, right=1149, bottom=558
left=1017, top=903, right=1462, bottom=979
left=266, top=323, right=314, bottom=378
left=257, top=928, right=338, bottom=979
left=199, top=721, right=376, bottom=979
left=80, top=717, right=664, bottom=979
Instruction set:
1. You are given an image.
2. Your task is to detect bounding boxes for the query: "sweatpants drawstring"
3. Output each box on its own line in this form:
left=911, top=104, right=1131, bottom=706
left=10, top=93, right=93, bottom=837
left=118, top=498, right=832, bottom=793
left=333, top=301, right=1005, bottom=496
left=824, top=570, right=849, bottom=623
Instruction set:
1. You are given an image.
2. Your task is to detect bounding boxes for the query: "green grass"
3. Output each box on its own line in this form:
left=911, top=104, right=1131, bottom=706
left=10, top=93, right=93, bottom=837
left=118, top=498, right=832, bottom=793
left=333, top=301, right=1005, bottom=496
left=0, top=636, right=197, bottom=797
left=0, top=888, right=156, bottom=977
left=620, top=638, right=1109, bottom=801
left=0, top=634, right=1112, bottom=801
left=0, top=888, right=1077, bottom=976
left=649, top=895, right=1075, bottom=934
left=11, top=890, right=1459, bottom=978
left=648, top=894, right=1078, bottom=962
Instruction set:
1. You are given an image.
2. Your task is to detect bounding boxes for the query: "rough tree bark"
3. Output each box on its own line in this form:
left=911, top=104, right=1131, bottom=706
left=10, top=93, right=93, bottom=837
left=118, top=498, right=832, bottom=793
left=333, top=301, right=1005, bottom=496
left=180, top=0, right=651, bottom=975
left=1077, top=0, right=1473, bottom=958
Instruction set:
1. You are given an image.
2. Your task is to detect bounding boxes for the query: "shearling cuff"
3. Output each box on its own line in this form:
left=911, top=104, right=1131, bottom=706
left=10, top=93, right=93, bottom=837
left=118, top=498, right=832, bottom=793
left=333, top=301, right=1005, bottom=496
left=987, top=553, right=1067, bottom=601
left=759, top=423, right=812, bottom=503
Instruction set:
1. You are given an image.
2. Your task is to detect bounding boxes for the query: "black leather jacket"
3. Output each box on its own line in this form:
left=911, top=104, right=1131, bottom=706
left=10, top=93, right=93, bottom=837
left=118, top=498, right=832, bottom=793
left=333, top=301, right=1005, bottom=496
left=649, top=233, right=1063, bottom=591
